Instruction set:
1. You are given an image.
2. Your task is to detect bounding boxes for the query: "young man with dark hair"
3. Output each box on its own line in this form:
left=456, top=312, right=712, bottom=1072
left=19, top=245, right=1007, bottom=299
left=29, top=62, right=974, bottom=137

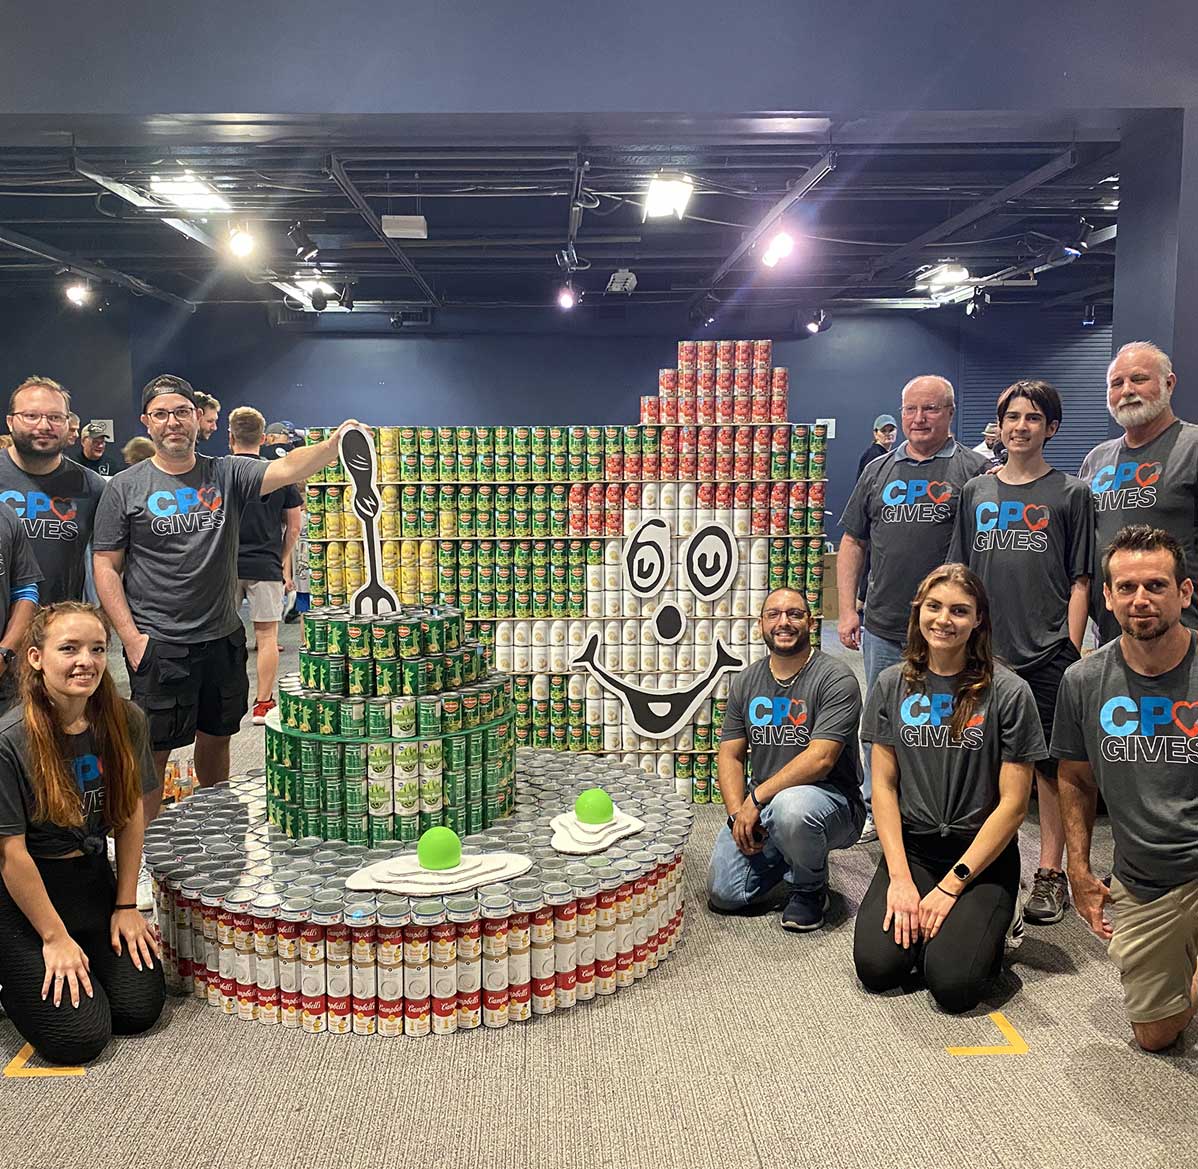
left=92, top=374, right=362, bottom=815
left=949, top=379, right=1095, bottom=925
left=707, top=588, right=866, bottom=932
left=229, top=406, right=302, bottom=724
left=1053, top=525, right=1198, bottom=1053
left=0, top=377, right=107, bottom=604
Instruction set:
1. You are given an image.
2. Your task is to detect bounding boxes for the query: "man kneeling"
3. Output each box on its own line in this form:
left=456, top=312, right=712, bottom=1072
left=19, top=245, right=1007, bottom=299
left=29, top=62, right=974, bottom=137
left=707, top=588, right=866, bottom=931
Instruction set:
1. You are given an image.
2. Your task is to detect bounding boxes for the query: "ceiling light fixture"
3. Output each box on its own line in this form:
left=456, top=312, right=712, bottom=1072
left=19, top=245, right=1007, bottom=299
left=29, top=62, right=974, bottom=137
left=557, top=284, right=577, bottom=310
left=228, top=223, right=255, bottom=258
left=643, top=173, right=693, bottom=221
left=606, top=268, right=638, bottom=295
left=1082, top=303, right=1096, bottom=327
left=802, top=308, right=828, bottom=335
left=340, top=283, right=355, bottom=311
left=964, top=288, right=990, bottom=319
left=288, top=222, right=319, bottom=263
left=928, top=262, right=971, bottom=287
left=149, top=170, right=231, bottom=213
left=64, top=279, right=91, bottom=307
left=762, top=231, right=795, bottom=268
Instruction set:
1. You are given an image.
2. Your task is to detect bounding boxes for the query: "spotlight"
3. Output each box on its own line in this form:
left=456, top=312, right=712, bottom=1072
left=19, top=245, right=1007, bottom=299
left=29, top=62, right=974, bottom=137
left=340, top=283, right=355, bottom=311
left=1074, top=219, right=1094, bottom=251
left=557, top=284, right=576, bottom=310
left=929, top=262, right=971, bottom=287
left=802, top=308, right=827, bottom=335
left=762, top=231, right=795, bottom=268
left=65, top=280, right=91, bottom=307
left=228, top=223, right=255, bottom=258
left=643, top=173, right=693, bottom=221
left=288, top=222, right=319, bottom=262
left=309, top=287, right=328, bottom=312
left=964, top=288, right=990, bottom=319
left=1082, top=303, right=1096, bottom=327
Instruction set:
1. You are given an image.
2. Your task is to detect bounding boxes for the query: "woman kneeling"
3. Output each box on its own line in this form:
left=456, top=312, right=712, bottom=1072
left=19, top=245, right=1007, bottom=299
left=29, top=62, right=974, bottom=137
left=0, top=603, right=164, bottom=1064
left=853, top=565, right=1043, bottom=1014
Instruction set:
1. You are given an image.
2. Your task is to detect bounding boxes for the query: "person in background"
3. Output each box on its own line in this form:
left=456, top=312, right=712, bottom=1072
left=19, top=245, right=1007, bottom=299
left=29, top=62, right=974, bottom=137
left=1079, top=341, right=1198, bottom=644
left=853, top=564, right=1042, bottom=1014
left=857, top=414, right=898, bottom=479
left=77, top=424, right=114, bottom=477
left=193, top=392, right=221, bottom=443
left=0, top=376, right=107, bottom=604
left=0, top=602, right=164, bottom=1065
left=707, top=587, right=865, bottom=931
left=121, top=437, right=155, bottom=467
left=66, top=413, right=80, bottom=451
left=949, top=380, right=1095, bottom=926
left=265, top=423, right=311, bottom=624
left=0, top=492, right=41, bottom=712
left=229, top=407, right=302, bottom=725
left=0, top=437, right=11, bottom=452
left=973, top=421, right=1004, bottom=461
left=93, top=374, right=362, bottom=814
left=1055, top=526, right=1198, bottom=1052
left=262, top=420, right=301, bottom=461
left=837, top=376, right=990, bottom=842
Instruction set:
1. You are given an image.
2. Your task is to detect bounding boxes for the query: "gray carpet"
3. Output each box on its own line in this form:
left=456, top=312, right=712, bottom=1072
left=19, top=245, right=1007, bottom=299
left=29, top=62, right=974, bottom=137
left=0, top=620, right=1193, bottom=1169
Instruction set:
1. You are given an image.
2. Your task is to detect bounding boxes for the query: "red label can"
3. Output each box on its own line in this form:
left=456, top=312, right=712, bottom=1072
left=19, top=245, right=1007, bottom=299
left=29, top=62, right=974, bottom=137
left=642, top=452, right=660, bottom=480
left=809, top=481, right=826, bottom=506
left=660, top=398, right=678, bottom=424
left=660, top=452, right=679, bottom=480
left=660, top=426, right=678, bottom=453
left=679, top=369, right=697, bottom=395
left=771, top=483, right=789, bottom=508
left=716, top=392, right=734, bottom=423
left=770, top=393, right=789, bottom=423
left=753, top=426, right=771, bottom=454
left=772, top=426, right=791, bottom=453
left=678, top=397, right=696, bottom=425
left=658, top=368, right=678, bottom=394
left=770, top=508, right=788, bottom=535
left=698, top=481, right=716, bottom=507
left=698, top=426, right=715, bottom=452
left=790, top=482, right=809, bottom=507
left=734, top=425, right=753, bottom=455
left=734, top=483, right=753, bottom=509
left=697, top=369, right=715, bottom=394
left=696, top=394, right=715, bottom=425
left=752, top=452, right=771, bottom=480
left=679, top=451, right=697, bottom=479
left=716, top=482, right=735, bottom=509
left=640, top=396, right=660, bottom=424
left=624, top=451, right=642, bottom=478
left=733, top=453, right=752, bottom=481
left=733, top=396, right=753, bottom=423
left=606, top=452, right=624, bottom=481
left=735, top=340, right=753, bottom=365
left=716, top=453, right=735, bottom=480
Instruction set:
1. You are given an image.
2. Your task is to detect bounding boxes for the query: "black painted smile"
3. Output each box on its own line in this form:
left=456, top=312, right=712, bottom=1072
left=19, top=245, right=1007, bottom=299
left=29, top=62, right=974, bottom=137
left=572, top=634, right=744, bottom=738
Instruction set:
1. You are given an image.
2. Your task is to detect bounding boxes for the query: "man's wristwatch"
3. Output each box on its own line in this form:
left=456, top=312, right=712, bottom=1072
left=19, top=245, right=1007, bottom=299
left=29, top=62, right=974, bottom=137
left=0, top=648, right=14, bottom=671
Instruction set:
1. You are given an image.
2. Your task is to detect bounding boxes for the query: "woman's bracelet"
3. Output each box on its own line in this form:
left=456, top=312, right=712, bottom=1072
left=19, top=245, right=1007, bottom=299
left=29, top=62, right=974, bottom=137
left=113, top=902, right=138, bottom=911
left=934, top=885, right=960, bottom=899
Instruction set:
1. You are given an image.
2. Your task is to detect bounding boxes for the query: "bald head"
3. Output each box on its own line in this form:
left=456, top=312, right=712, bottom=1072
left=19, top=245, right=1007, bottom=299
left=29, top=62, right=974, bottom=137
left=900, top=375, right=956, bottom=453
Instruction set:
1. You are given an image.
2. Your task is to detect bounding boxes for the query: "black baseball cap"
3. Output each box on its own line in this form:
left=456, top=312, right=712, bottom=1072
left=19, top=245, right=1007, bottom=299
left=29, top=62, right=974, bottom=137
left=141, top=374, right=199, bottom=412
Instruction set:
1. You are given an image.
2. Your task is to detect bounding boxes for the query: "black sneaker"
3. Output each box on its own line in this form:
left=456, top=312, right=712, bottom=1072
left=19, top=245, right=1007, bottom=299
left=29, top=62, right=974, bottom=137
left=781, top=888, right=829, bottom=932
left=1024, top=868, right=1069, bottom=925
left=283, top=608, right=302, bottom=625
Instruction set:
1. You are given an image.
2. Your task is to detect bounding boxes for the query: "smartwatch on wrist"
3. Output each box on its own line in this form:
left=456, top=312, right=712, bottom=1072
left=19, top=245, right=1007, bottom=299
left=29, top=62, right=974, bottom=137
left=0, top=648, right=14, bottom=670
left=952, top=862, right=972, bottom=884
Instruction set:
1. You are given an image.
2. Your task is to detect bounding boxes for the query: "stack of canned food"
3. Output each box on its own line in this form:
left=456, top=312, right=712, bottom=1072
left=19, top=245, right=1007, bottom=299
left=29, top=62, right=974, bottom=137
left=144, top=750, right=694, bottom=1037
left=640, top=339, right=789, bottom=425
left=266, top=607, right=515, bottom=845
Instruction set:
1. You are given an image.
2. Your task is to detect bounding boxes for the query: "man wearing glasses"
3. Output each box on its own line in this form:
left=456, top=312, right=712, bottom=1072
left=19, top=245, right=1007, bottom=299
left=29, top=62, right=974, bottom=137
left=0, top=376, right=106, bottom=604
left=93, top=374, right=363, bottom=814
left=707, top=588, right=866, bottom=932
left=837, top=376, right=990, bottom=841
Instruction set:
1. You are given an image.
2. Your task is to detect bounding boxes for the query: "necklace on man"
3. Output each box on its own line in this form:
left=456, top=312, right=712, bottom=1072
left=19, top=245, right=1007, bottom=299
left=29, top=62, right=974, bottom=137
left=771, top=645, right=815, bottom=687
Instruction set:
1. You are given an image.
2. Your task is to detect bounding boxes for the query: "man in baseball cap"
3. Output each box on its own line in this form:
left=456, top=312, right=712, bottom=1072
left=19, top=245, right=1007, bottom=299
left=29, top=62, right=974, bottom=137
left=263, top=420, right=302, bottom=461
left=857, top=414, right=898, bottom=479
left=78, top=421, right=114, bottom=477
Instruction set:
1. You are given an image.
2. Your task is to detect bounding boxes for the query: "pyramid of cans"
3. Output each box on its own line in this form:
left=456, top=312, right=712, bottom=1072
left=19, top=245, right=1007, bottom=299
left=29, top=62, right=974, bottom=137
left=299, top=338, right=827, bottom=802
left=144, top=750, right=694, bottom=1037
left=267, top=606, right=515, bottom=845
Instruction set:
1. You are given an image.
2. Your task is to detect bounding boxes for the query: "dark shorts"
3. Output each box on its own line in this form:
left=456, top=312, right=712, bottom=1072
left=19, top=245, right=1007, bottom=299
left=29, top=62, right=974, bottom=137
left=127, top=626, right=249, bottom=752
left=1015, top=640, right=1081, bottom=778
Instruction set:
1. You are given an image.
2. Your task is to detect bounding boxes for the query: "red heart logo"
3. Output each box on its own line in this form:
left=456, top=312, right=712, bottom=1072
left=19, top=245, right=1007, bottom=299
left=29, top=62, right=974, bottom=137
left=1172, top=701, right=1198, bottom=738
left=1022, top=504, right=1050, bottom=531
left=1135, top=461, right=1163, bottom=488
left=966, top=713, right=984, bottom=728
left=50, top=496, right=76, bottom=521
left=786, top=699, right=808, bottom=727
left=198, top=486, right=223, bottom=511
left=925, top=481, right=952, bottom=504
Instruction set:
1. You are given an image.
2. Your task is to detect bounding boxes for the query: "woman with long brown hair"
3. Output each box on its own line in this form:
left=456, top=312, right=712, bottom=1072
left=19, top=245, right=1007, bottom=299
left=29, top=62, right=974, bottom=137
left=0, top=602, right=164, bottom=1064
left=852, top=564, right=1044, bottom=1013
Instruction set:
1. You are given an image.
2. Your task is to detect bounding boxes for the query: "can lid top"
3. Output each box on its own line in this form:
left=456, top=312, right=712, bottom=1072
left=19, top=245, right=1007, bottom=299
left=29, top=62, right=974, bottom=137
left=252, top=894, right=283, bottom=913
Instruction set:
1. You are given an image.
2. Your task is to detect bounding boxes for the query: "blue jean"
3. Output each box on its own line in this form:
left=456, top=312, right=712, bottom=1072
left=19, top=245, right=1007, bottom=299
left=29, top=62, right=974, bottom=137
left=706, top=783, right=866, bottom=907
left=860, top=627, right=904, bottom=804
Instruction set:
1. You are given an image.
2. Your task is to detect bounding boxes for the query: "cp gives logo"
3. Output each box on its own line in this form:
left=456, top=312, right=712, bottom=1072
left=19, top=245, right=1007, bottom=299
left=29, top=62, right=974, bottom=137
left=572, top=518, right=745, bottom=738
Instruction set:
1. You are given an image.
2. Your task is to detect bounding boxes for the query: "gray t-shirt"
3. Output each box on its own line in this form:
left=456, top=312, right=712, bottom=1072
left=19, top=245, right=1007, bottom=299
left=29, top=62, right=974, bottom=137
left=0, top=505, right=43, bottom=635
left=840, top=439, right=990, bottom=644
left=720, top=651, right=864, bottom=806
left=0, top=452, right=107, bottom=604
left=1051, top=632, right=1198, bottom=901
left=1079, top=419, right=1198, bottom=642
left=0, top=700, right=157, bottom=858
left=948, top=468, right=1095, bottom=670
left=861, top=663, right=1045, bottom=834
left=92, top=454, right=267, bottom=643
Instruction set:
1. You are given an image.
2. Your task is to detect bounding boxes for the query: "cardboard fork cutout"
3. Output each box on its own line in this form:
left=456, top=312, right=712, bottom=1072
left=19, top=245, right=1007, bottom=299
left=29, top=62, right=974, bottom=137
left=340, top=426, right=400, bottom=616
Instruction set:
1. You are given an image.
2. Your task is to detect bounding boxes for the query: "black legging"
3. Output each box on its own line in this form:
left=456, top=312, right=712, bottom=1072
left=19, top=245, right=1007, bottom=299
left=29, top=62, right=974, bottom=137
left=853, top=829, right=1020, bottom=1014
left=0, top=851, right=165, bottom=1064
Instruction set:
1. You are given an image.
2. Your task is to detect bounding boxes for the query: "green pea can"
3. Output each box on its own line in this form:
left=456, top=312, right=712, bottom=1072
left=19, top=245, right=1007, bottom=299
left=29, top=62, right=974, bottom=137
left=370, top=617, right=398, bottom=660
left=421, top=656, right=443, bottom=695
left=301, top=772, right=321, bottom=812
left=316, top=696, right=339, bottom=737
left=368, top=815, right=394, bottom=847
left=343, top=742, right=368, bottom=779
left=421, top=613, right=444, bottom=656
left=340, top=697, right=366, bottom=738
left=443, top=650, right=464, bottom=691
left=327, top=655, right=346, bottom=696
left=374, top=659, right=398, bottom=697
left=325, top=614, right=348, bottom=658
left=346, top=619, right=371, bottom=659
left=460, top=688, right=479, bottom=729
left=440, top=692, right=463, bottom=733
left=320, top=740, right=342, bottom=780
left=444, top=734, right=467, bottom=772
left=366, top=698, right=391, bottom=738
left=417, top=695, right=442, bottom=736
left=345, top=815, right=368, bottom=846
left=396, top=813, right=419, bottom=843
left=401, top=659, right=421, bottom=697
left=347, top=658, right=374, bottom=698
left=323, top=811, right=346, bottom=842
left=295, top=695, right=317, bottom=735
left=344, top=775, right=368, bottom=815
left=303, top=613, right=327, bottom=653
left=390, top=696, right=417, bottom=738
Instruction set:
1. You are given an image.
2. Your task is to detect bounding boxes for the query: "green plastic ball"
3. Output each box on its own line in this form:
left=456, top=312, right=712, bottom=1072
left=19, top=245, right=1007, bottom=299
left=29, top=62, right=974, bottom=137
left=417, top=826, right=462, bottom=871
left=575, top=787, right=615, bottom=826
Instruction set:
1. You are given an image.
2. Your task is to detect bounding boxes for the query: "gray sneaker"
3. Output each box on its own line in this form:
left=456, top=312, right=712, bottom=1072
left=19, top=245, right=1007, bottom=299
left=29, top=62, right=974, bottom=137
left=1024, top=868, right=1069, bottom=925
left=857, top=812, right=878, bottom=844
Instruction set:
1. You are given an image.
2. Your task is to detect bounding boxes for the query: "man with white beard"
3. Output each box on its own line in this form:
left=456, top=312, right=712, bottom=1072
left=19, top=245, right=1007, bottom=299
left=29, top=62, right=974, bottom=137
left=1079, top=342, right=1198, bottom=643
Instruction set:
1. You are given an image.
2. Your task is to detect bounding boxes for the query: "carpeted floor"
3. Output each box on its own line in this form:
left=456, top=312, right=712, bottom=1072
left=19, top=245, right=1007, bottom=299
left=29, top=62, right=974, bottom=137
left=0, top=621, right=1193, bottom=1169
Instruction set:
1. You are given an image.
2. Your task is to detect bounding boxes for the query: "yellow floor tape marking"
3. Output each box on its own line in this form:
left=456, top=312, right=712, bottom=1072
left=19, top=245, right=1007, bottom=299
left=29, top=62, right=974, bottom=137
left=945, top=1011, right=1029, bottom=1057
left=3, top=1043, right=85, bottom=1078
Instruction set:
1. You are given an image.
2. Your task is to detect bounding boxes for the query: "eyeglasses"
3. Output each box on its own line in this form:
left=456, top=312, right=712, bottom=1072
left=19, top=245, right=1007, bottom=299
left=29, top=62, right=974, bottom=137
left=900, top=404, right=949, bottom=417
left=763, top=608, right=809, bottom=623
left=12, top=411, right=69, bottom=426
left=147, top=407, right=197, bottom=423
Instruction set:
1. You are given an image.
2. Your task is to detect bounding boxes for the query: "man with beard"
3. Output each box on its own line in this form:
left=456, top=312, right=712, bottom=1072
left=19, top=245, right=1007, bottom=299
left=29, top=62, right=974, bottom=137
left=707, top=587, right=866, bottom=932
left=1054, top=526, right=1198, bottom=1052
left=193, top=392, right=221, bottom=443
left=66, top=413, right=80, bottom=451
left=0, top=377, right=106, bottom=603
left=1080, top=342, right=1198, bottom=643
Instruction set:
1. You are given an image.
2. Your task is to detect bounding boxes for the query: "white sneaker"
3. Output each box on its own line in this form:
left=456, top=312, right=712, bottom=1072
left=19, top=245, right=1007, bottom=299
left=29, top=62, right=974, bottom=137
left=857, top=812, right=878, bottom=844
left=1004, top=892, right=1025, bottom=951
left=136, top=861, right=155, bottom=914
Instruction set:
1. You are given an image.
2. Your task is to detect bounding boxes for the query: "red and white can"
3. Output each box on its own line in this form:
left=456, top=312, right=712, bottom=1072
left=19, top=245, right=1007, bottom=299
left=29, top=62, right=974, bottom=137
left=640, top=395, right=660, bottom=424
